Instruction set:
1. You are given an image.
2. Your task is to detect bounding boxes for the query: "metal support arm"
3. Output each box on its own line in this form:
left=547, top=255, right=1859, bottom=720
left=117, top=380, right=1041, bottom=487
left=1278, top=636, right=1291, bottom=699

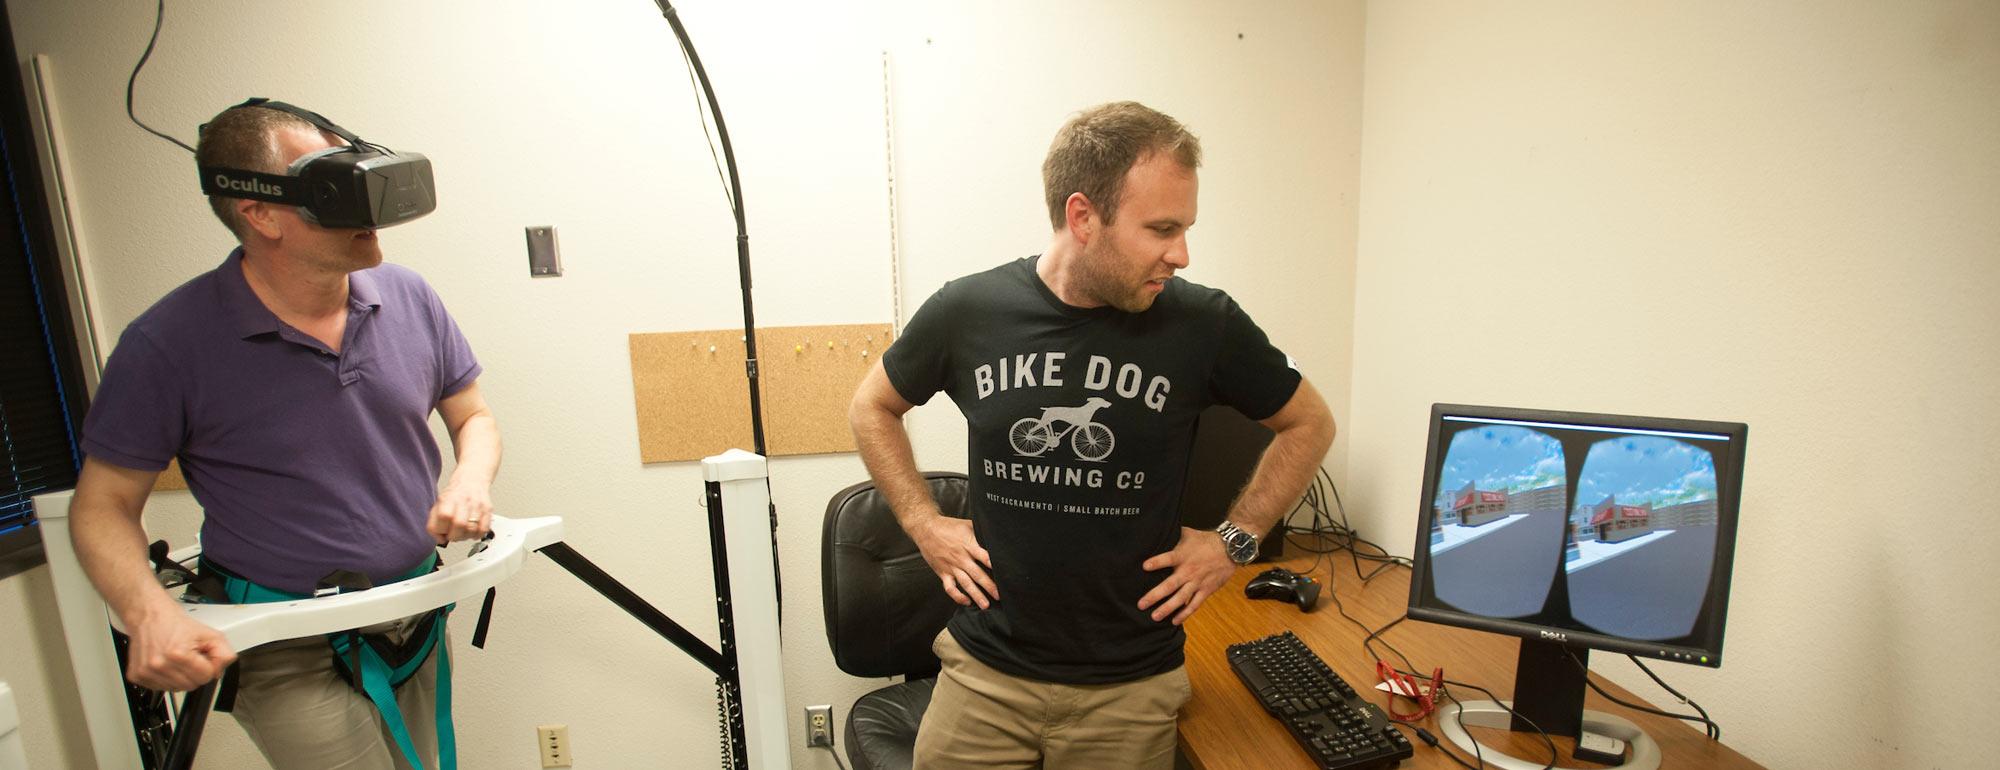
left=537, top=542, right=726, bottom=676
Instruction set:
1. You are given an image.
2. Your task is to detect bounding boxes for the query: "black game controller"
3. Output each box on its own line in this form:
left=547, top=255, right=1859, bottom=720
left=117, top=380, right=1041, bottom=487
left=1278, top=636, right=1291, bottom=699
left=1243, top=567, right=1320, bottom=612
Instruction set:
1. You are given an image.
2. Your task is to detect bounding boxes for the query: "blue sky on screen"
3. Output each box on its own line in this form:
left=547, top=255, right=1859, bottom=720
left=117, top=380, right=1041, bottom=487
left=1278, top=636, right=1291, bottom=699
left=1574, top=436, right=1717, bottom=515
left=1435, top=425, right=1565, bottom=510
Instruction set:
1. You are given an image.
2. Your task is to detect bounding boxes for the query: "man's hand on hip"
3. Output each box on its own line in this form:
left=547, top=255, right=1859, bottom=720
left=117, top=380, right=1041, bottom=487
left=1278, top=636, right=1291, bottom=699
left=124, top=603, right=236, bottom=692
left=912, top=514, right=999, bottom=609
left=427, top=480, right=493, bottom=545
left=1138, top=527, right=1237, bottom=625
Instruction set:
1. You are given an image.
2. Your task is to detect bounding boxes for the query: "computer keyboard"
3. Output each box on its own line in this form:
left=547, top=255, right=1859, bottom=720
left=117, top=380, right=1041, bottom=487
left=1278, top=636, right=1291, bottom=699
left=1226, top=631, right=1415, bottom=770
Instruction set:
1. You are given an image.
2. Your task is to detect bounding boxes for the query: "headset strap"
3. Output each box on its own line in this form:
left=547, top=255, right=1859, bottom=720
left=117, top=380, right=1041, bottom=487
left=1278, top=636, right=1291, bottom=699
left=196, top=97, right=383, bottom=202
left=228, top=97, right=370, bottom=150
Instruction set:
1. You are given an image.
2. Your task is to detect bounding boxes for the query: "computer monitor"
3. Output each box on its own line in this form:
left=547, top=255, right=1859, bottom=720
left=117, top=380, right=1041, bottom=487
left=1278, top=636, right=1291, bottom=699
left=1406, top=404, right=1746, bottom=767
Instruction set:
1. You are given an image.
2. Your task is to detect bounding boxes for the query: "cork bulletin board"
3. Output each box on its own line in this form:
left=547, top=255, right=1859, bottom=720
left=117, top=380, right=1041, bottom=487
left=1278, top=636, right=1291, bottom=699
left=630, top=323, right=895, bottom=463
left=154, top=459, right=188, bottom=491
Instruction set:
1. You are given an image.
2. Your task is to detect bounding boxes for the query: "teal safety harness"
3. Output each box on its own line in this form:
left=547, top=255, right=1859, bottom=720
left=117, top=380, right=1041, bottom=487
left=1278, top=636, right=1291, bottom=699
left=198, top=555, right=457, bottom=770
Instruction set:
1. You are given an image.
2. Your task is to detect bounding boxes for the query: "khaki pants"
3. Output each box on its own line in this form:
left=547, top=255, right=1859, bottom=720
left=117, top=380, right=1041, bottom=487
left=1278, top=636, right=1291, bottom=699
left=230, top=618, right=443, bottom=770
left=914, top=629, right=1191, bottom=770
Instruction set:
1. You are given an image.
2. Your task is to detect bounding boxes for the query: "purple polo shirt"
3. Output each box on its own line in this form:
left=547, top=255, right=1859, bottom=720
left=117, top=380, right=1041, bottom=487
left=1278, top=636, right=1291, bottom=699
left=81, top=249, right=481, bottom=594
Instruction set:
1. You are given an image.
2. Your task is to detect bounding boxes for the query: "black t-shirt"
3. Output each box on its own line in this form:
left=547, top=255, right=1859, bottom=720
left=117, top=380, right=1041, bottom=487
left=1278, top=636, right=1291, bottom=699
left=882, top=255, right=1302, bottom=684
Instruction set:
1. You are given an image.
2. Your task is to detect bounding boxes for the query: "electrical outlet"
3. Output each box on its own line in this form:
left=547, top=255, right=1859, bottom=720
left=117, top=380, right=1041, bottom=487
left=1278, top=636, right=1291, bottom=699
left=804, top=705, right=834, bottom=748
left=537, top=724, right=571, bottom=768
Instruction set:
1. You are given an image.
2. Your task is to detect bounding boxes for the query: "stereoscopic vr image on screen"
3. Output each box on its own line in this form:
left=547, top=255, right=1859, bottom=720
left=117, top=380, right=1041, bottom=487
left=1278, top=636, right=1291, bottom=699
left=1410, top=404, right=1747, bottom=666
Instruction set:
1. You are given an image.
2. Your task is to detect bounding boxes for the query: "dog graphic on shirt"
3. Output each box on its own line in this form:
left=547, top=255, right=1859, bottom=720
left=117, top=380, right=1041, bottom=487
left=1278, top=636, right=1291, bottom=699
left=1008, top=397, right=1116, bottom=461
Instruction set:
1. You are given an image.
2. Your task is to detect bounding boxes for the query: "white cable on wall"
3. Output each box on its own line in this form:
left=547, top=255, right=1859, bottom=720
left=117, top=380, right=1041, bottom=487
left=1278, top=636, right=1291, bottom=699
left=881, top=49, right=903, bottom=336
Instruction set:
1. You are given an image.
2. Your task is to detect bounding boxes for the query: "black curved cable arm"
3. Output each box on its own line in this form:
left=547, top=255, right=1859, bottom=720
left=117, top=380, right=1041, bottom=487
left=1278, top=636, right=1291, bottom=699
left=649, top=5, right=772, bottom=768
left=654, top=0, right=767, bottom=457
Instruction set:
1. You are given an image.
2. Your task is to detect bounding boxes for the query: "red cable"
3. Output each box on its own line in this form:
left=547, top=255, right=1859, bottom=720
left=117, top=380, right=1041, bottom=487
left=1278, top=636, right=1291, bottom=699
left=1377, top=660, right=1443, bottom=721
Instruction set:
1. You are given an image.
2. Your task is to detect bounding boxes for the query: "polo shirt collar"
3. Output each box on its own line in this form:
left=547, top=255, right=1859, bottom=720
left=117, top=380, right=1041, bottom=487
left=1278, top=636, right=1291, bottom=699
left=219, top=248, right=279, bottom=339
left=347, top=264, right=382, bottom=312
left=218, top=248, right=382, bottom=340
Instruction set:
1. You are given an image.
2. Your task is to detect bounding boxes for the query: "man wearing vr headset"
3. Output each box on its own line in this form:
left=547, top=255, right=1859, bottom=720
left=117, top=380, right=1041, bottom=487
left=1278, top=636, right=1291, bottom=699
left=68, top=100, right=496, bottom=770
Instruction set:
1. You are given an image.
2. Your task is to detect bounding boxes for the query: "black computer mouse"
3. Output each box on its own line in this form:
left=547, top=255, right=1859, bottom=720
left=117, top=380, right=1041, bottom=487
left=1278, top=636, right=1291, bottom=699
left=1244, top=568, right=1320, bottom=612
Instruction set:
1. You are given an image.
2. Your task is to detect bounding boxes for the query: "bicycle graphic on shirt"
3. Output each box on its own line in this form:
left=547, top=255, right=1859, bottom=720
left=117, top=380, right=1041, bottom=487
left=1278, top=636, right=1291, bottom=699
left=1008, top=397, right=1116, bottom=461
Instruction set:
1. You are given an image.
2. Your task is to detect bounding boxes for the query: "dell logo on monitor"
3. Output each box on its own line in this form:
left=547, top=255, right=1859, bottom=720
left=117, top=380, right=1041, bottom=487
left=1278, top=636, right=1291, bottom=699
left=1540, top=630, right=1568, bottom=642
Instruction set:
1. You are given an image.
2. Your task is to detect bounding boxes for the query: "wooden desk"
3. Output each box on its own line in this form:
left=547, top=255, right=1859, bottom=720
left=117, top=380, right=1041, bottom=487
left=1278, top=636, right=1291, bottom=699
left=1176, top=555, right=1762, bottom=769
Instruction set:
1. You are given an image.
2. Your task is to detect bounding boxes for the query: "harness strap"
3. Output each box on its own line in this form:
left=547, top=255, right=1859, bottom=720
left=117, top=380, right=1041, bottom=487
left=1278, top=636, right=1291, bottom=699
left=436, top=636, right=457, bottom=764
left=199, top=555, right=455, bottom=770
left=213, top=661, right=242, bottom=713
left=471, top=587, right=498, bottom=649
left=358, top=635, right=423, bottom=766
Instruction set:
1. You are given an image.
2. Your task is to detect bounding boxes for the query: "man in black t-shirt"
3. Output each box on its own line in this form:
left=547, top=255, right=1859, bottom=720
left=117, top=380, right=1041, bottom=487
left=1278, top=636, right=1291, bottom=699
left=849, top=101, right=1335, bottom=769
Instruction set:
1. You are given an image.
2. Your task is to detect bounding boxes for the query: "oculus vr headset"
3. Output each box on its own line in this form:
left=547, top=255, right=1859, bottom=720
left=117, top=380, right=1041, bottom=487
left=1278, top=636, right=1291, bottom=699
left=197, top=98, right=436, bottom=229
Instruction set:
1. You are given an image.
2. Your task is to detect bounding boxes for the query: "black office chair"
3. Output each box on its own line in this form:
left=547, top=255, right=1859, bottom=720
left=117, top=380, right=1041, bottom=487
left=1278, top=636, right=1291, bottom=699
left=821, top=472, right=969, bottom=770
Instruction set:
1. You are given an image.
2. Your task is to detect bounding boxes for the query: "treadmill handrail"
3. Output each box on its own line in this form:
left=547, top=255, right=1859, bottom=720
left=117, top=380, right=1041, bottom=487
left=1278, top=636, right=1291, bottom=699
left=128, top=515, right=565, bottom=652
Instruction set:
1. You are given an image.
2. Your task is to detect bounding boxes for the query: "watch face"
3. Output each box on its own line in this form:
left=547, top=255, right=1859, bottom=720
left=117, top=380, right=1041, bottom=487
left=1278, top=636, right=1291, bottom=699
left=1222, top=527, right=1258, bottom=563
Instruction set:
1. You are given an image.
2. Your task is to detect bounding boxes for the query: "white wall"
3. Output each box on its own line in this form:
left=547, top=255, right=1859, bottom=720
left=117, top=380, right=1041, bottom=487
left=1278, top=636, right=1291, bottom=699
left=0, top=566, right=92, bottom=769
left=1349, top=1, right=1999, bottom=768
left=1, top=1, right=1363, bottom=767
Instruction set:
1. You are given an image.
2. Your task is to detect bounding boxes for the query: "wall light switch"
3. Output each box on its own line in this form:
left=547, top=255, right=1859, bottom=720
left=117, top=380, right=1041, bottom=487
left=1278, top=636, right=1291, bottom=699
left=526, top=226, right=562, bottom=277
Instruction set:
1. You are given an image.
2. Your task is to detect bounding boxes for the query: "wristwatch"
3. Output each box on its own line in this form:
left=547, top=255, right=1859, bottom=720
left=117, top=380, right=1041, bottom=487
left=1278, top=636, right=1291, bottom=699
left=1215, top=520, right=1261, bottom=565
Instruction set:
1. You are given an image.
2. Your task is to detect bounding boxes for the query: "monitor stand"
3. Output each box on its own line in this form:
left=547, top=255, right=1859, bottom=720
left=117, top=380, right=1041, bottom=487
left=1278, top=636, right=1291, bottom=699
left=1435, top=638, right=1663, bottom=769
left=1438, top=700, right=1661, bottom=770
